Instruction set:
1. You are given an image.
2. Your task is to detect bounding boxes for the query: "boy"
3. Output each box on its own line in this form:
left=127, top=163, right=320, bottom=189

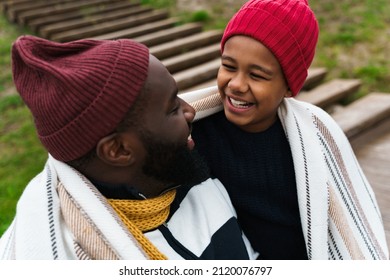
left=183, top=0, right=389, bottom=259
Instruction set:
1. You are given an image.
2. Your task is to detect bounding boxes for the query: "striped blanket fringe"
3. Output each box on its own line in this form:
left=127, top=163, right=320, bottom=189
left=180, top=86, right=389, bottom=260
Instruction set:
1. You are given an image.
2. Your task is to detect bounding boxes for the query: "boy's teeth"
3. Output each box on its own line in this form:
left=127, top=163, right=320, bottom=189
left=230, top=97, right=251, bottom=108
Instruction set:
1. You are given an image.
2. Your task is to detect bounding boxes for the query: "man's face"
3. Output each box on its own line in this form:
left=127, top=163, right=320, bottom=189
left=140, top=54, right=195, bottom=155
left=137, top=55, right=208, bottom=192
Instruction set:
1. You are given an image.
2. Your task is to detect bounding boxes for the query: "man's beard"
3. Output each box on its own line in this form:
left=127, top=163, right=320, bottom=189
left=140, top=130, right=210, bottom=189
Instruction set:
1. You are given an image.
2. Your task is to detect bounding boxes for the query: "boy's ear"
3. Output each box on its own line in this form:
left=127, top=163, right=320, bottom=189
left=284, top=88, right=293, bottom=98
left=96, top=133, right=136, bottom=166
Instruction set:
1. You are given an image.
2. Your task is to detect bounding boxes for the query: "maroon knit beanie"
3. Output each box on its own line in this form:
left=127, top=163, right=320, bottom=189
left=221, top=0, right=319, bottom=96
left=12, top=35, right=149, bottom=162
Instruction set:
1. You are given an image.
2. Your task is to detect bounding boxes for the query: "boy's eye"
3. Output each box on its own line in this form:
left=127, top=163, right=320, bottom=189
left=222, top=63, right=236, bottom=71
left=251, top=73, right=263, bottom=79
left=250, top=72, right=269, bottom=80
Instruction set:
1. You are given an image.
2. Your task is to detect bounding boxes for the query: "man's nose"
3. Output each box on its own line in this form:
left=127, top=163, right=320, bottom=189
left=180, top=98, right=195, bottom=123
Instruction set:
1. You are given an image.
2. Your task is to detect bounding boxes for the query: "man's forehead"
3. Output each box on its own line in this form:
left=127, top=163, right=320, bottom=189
left=144, top=55, right=177, bottom=100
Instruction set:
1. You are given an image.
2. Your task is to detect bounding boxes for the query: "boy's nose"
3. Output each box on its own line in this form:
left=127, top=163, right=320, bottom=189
left=228, top=73, right=248, bottom=93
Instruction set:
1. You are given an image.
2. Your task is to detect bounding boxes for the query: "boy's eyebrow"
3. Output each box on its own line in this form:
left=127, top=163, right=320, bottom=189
left=221, top=55, right=274, bottom=76
left=251, top=64, right=274, bottom=76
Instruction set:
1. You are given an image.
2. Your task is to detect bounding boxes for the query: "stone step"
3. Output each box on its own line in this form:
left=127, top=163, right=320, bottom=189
left=162, top=43, right=220, bottom=74
left=50, top=9, right=169, bottom=42
left=174, top=58, right=221, bottom=91
left=6, top=0, right=79, bottom=21
left=90, top=18, right=178, bottom=40
left=182, top=79, right=217, bottom=92
left=18, top=0, right=134, bottom=25
left=27, top=0, right=140, bottom=31
left=302, top=67, right=328, bottom=90
left=40, top=5, right=152, bottom=38
left=331, top=92, right=390, bottom=138
left=133, top=22, right=203, bottom=47
left=296, top=79, right=361, bottom=109
left=149, top=30, right=223, bottom=60
left=0, top=0, right=29, bottom=12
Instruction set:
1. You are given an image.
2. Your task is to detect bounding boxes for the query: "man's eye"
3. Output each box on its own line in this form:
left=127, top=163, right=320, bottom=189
left=170, top=100, right=180, bottom=114
left=171, top=106, right=179, bottom=113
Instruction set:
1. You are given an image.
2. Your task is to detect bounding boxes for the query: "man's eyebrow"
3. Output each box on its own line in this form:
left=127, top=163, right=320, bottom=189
left=221, top=55, right=274, bottom=76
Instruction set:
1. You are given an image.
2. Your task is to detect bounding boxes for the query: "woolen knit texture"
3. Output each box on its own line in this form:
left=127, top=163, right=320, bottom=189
left=221, top=0, right=319, bottom=96
left=12, top=35, right=149, bottom=161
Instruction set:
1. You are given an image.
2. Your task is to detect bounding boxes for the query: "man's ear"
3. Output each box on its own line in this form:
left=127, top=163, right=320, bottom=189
left=96, top=133, right=136, bottom=166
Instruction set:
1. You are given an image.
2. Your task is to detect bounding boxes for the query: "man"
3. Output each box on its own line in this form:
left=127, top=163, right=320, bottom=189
left=0, top=35, right=257, bottom=260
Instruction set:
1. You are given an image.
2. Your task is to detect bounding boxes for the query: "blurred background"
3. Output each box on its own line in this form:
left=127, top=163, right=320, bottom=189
left=1, top=0, right=389, bottom=240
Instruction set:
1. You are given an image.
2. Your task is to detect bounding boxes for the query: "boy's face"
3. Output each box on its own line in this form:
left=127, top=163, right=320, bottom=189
left=218, top=35, right=292, bottom=133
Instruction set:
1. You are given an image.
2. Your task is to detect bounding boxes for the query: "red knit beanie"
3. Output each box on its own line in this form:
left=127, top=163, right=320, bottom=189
left=12, top=35, right=149, bottom=162
left=221, top=0, right=319, bottom=96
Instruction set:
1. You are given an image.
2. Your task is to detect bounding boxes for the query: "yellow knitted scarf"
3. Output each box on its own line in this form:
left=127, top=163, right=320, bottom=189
left=108, top=189, right=176, bottom=260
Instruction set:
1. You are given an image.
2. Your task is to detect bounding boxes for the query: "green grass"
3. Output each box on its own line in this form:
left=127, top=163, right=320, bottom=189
left=1, top=0, right=390, bottom=236
left=0, top=95, right=47, bottom=234
left=0, top=15, right=42, bottom=235
left=310, top=0, right=390, bottom=98
left=0, top=18, right=20, bottom=94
